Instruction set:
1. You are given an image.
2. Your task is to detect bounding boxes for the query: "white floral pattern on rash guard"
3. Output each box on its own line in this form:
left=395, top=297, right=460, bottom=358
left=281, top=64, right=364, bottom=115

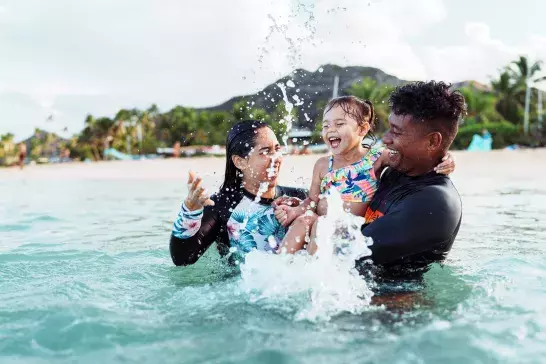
left=172, top=196, right=286, bottom=253
left=172, top=203, right=203, bottom=239
left=226, top=196, right=286, bottom=254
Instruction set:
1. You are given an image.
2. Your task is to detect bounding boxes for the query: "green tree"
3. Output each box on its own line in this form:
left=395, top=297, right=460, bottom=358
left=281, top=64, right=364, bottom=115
left=0, top=133, right=15, bottom=161
left=459, top=86, right=501, bottom=124
left=491, top=71, right=523, bottom=123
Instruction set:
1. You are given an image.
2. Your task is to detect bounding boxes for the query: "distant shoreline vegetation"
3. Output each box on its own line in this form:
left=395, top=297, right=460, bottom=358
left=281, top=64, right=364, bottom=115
left=1, top=57, right=545, bottom=165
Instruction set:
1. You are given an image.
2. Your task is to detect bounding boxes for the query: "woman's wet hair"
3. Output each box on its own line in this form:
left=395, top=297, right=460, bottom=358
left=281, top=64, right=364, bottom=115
left=324, top=95, right=377, bottom=148
left=221, top=119, right=270, bottom=192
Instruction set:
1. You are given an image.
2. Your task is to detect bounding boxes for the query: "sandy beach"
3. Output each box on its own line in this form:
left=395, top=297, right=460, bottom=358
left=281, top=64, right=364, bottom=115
left=2, top=149, right=545, bottom=183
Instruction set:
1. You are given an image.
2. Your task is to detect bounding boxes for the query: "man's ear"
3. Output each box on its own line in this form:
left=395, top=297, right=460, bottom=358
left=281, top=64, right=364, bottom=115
left=232, top=155, right=247, bottom=170
left=428, top=132, right=443, bottom=151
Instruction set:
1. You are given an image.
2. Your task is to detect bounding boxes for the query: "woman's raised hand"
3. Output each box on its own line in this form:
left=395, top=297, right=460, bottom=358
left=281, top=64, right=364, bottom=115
left=184, top=171, right=215, bottom=211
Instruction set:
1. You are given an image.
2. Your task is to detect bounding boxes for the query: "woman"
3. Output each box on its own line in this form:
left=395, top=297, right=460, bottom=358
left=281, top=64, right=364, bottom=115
left=169, top=120, right=307, bottom=266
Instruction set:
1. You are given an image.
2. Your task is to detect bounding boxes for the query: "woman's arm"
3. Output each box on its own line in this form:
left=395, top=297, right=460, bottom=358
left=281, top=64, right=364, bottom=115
left=170, top=201, right=221, bottom=266
left=169, top=171, right=220, bottom=266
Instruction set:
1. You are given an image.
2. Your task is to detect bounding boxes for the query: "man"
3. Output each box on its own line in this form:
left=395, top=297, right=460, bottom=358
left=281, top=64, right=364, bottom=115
left=360, top=81, right=465, bottom=279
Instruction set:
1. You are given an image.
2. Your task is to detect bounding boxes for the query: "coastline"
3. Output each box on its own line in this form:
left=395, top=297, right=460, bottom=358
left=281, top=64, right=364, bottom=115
left=1, top=148, right=545, bottom=182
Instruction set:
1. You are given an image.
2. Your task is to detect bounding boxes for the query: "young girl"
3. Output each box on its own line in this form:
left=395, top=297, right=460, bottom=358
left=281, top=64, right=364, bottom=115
left=275, top=96, right=453, bottom=254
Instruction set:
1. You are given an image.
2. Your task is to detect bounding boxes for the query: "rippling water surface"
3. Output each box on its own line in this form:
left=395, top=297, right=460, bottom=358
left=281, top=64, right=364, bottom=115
left=1, top=153, right=546, bottom=363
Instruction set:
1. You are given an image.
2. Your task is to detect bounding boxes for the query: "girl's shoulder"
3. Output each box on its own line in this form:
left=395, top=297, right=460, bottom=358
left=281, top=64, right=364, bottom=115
left=314, top=155, right=332, bottom=178
left=366, top=145, right=383, bottom=163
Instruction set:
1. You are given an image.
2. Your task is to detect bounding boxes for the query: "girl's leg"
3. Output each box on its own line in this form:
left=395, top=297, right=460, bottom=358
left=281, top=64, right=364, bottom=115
left=306, top=217, right=320, bottom=255
left=278, top=212, right=318, bottom=254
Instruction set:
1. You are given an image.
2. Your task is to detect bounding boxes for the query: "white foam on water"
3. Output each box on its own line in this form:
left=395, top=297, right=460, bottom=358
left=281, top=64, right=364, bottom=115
left=239, top=187, right=374, bottom=322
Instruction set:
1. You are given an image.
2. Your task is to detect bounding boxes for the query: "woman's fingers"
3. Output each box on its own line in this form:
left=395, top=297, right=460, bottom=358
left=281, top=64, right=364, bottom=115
left=188, top=170, right=196, bottom=185
left=191, top=176, right=202, bottom=193
left=195, top=186, right=205, bottom=197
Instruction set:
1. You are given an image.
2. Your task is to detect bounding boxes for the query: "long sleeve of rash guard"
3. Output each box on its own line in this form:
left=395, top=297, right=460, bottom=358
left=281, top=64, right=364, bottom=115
left=169, top=199, right=222, bottom=266
left=361, top=184, right=462, bottom=266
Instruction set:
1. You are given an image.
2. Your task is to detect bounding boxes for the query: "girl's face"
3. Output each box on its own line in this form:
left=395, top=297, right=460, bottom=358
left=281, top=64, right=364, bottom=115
left=236, top=127, right=283, bottom=187
left=322, top=105, right=369, bottom=155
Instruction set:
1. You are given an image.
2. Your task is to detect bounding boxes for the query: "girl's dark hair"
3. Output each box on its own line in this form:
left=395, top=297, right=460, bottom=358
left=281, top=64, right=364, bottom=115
left=324, top=96, right=377, bottom=148
left=221, top=120, right=270, bottom=192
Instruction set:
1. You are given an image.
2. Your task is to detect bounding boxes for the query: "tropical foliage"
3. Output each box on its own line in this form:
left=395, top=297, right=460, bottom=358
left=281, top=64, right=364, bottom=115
left=2, top=56, right=545, bottom=163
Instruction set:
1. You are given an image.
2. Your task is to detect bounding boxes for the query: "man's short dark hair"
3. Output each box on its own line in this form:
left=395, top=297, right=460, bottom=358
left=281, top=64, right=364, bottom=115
left=389, top=81, right=467, bottom=149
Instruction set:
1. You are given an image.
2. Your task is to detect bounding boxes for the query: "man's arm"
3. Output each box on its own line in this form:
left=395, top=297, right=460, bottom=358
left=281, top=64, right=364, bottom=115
left=361, top=185, right=461, bottom=265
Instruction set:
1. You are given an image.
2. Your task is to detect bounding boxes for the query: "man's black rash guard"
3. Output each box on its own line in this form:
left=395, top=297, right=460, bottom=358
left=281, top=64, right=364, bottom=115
left=361, top=167, right=462, bottom=276
left=170, top=186, right=307, bottom=266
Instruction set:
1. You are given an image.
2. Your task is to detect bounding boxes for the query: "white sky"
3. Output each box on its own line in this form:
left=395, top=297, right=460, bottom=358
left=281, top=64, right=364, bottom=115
left=1, top=0, right=545, bottom=139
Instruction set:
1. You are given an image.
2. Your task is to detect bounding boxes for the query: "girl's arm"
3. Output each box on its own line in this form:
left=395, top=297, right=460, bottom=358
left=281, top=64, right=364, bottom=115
left=275, top=157, right=328, bottom=227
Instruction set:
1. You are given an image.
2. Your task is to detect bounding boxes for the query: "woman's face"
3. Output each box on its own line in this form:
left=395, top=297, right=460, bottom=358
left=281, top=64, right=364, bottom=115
left=240, top=127, right=283, bottom=187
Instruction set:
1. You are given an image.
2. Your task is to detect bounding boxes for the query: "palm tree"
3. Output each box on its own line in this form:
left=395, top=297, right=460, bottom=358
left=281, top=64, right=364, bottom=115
left=80, top=114, right=115, bottom=160
left=510, top=56, right=546, bottom=133
left=510, top=56, right=546, bottom=88
left=491, top=71, right=523, bottom=124
left=459, top=86, right=501, bottom=123
left=0, top=133, right=15, bottom=161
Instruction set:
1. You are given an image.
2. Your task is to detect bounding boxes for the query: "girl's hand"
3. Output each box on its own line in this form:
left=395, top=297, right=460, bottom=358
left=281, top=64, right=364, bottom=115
left=272, top=196, right=302, bottom=208
left=274, top=205, right=301, bottom=227
left=184, top=171, right=215, bottom=211
left=435, top=152, right=456, bottom=175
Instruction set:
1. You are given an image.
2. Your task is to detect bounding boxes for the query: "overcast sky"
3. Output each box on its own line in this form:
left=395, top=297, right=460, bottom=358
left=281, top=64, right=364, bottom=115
left=1, top=0, right=545, bottom=139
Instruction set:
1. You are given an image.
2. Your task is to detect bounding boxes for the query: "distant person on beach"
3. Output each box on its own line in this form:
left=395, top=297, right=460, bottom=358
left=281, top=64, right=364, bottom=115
left=357, top=81, right=465, bottom=278
left=18, top=143, right=27, bottom=169
left=173, top=141, right=181, bottom=158
left=299, top=144, right=311, bottom=155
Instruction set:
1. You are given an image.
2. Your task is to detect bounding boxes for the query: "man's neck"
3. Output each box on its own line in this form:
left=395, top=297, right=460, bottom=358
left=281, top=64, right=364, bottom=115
left=404, top=156, right=442, bottom=177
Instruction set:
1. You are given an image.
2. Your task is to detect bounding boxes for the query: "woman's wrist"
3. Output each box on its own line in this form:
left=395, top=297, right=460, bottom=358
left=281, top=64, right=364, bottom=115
left=184, top=199, right=201, bottom=211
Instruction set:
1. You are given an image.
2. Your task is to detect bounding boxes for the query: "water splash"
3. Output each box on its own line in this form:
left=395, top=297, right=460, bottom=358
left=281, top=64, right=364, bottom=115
left=254, top=182, right=270, bottom=203
left=266, top=151, right=282, bottom=178
left=239, top=187, right=374, bottom=322
left=277, top=82, right=295, bottom=149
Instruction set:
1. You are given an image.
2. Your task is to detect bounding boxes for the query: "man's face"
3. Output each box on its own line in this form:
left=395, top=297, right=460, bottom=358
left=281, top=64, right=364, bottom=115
left=382, top=113, right=431, bottom=175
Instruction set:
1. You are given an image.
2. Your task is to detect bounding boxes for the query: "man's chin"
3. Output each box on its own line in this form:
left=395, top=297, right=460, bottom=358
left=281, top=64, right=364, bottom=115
left=385, top=155, right=401, bottom=170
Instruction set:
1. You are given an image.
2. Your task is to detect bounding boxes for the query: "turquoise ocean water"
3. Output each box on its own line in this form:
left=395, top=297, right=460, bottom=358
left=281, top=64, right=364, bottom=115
left=1, top=164, right=546, bottom=363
